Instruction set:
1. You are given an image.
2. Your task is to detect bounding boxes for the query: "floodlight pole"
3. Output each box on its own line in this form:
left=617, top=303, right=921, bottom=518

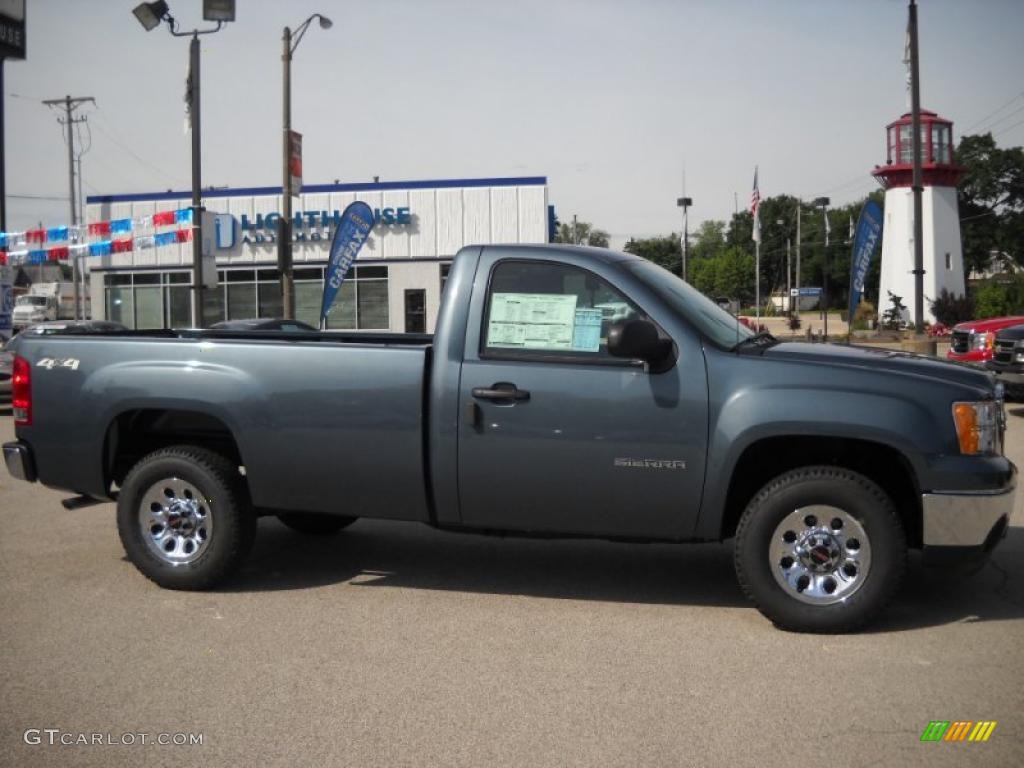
left=164, top=18, right=224, bottom=327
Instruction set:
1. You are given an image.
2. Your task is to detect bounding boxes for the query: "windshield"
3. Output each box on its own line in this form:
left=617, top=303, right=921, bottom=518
left=16, top=296, right=49, bottom=307
left=624, top=260, right=755, bottom=349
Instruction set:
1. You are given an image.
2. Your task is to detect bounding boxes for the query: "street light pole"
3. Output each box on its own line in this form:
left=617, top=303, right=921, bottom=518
left=677, top=197, right=692, bottom=281
left=280, top=13, right=332, bottom=320
left=813, top=197, right=831, bottom=339
left=132, top=1, right=232, bottom=327
left=281, top=26, right=294, bottom=319
left=189, top=32, right=204, bottom=326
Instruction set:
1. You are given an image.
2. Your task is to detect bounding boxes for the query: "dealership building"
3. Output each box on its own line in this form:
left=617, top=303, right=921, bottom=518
left=84, top=176, right=549, bottom=333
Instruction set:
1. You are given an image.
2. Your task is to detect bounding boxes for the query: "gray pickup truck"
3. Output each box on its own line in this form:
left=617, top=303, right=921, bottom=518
left=3, top=245, right=1016, bottom=632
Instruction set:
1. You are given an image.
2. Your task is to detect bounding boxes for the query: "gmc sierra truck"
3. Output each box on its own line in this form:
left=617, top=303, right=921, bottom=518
left=3, top=244, right=1016, bottom=632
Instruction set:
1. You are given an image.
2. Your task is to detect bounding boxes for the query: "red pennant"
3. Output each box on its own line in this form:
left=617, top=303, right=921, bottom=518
left=48, top=246, right=70, bottom=261
left=26, top=229, right=46, bottom=244
left=153, top=210, right=176, bottom=226
left=0, top=251, right=7, bottom=265
left=88, top=221, right=111, bottom=236
left=175, top=228, right=191, bottom=243
left=112, top=237, right=134, bottom=253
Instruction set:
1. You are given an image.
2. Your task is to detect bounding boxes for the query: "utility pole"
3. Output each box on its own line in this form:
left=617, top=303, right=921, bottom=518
left=795, top=201, right=802, bottom=318
left=43, top=95, right=94, bottom=320
left=572, top=214, right=579, bottom=245
left=908, top=0, right=925, bottom=333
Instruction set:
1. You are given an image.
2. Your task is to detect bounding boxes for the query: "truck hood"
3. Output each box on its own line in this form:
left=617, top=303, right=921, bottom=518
left=760, top=342, right=995, bottom=393
left=953, top=316, right=1024, bottom=334
left=994, top=324, right=1024, bottom=342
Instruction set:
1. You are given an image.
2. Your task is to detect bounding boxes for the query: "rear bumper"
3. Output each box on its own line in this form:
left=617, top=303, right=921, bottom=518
left=3, top=441, right=37, bottom=483
left=921, top=471, right=1015, bottom=563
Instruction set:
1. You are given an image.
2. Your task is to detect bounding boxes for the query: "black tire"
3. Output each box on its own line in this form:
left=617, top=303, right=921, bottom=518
left=116, top=445, right=255, bottom=590
left=733, top=466, right=906, bottom=633
left=276, top=513, right=356, bottom=535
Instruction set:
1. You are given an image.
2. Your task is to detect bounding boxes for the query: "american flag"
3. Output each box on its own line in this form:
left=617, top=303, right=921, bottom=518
left=750, top=166, right=761, bottom=244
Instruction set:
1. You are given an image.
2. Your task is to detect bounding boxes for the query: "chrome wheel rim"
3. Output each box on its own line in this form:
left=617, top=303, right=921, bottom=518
left=138, top=477, right=213, bottom=566
left=770, top=505, right=871, bottom=605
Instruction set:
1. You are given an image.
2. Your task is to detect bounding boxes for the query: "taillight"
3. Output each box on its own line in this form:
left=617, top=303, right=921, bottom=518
left=12, top=355, right=31, bottom=426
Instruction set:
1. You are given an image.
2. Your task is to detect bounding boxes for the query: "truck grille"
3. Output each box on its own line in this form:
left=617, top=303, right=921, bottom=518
left=994, top=339, right=1016, bottom=364
left=951, top=331, right=970, bottom=354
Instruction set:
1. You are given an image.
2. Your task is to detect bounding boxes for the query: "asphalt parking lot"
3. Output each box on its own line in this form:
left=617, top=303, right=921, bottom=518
left=1, top=403, right=1022, bottom=768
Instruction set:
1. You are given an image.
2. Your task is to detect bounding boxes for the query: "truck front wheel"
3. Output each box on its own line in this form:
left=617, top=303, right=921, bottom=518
left=733, top=466, right=906, bottom=633
left=116, top=445, right=256, bottom=590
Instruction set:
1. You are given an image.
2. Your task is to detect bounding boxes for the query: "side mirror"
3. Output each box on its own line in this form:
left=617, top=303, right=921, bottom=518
left=607, top=319, right=674, bottom=370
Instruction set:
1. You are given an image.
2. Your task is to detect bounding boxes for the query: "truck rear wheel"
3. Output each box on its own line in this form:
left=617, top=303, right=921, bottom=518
left=277, top=513, right=356, bottom=535
left=116, top=445, right=255, bottom=590
left=733, top=466, right=906, bottom=633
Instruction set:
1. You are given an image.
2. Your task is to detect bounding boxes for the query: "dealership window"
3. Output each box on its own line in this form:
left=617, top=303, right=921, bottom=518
left=104, top=271, right=192, bottom=329
left=295, top=267, right=324, bottom=328
left=325, top=265, right=389, bottom=330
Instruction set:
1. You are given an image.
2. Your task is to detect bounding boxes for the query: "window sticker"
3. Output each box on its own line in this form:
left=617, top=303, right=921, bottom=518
left=487, top=293, right=578, bottom=349
left=571, top=308, right=603, bottom=352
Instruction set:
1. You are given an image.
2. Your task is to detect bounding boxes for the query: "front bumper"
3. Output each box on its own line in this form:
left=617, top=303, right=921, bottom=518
left=985, top=361, right=1024, bottom=386
left=3, top=441, right=37, bottom=483
left=921, top=468, right=1015, bottom=564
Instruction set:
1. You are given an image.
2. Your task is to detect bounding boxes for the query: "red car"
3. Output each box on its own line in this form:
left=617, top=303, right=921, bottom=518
left=947, top=316, right=1024, bottom=363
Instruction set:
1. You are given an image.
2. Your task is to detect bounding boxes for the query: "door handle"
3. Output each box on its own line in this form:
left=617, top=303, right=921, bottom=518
left=471, top=382, right=531, bottom=402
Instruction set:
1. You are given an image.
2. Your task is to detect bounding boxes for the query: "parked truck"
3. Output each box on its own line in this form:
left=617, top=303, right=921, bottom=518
left=11, top=282, right=83, bottom=330
left=946, top=315, right=1024, bottom=364
left=3, top=244, right=1016, bottom=632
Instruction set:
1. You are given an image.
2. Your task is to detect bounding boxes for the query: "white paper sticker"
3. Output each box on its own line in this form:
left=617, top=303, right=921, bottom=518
left=487, top=293, right=578, bottom=350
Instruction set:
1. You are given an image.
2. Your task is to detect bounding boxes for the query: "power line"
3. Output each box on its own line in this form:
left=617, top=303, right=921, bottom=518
left=962, top=90, right=1024, bottom=134
left=7, top=193, right=71, bottom=201
left=90, top=112, right=186, bottom=186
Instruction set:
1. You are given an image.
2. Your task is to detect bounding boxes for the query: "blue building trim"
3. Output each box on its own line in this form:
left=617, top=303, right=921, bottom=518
left=86, top=176, right=548, bottom=205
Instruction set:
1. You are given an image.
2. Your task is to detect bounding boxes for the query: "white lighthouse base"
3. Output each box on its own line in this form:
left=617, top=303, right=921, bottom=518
left=877, top=185, right=965, bottom=326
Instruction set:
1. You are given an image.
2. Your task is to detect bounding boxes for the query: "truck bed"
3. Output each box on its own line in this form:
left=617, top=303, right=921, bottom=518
left=14, top=331, right=434, bottom=523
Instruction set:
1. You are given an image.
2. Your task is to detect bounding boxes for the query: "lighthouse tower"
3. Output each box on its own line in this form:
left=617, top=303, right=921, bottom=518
left=872, top=110, right=965, bottom=325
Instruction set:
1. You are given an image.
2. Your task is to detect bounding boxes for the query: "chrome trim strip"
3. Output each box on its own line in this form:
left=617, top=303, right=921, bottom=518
left=922, top=483, right=1016, bottom=547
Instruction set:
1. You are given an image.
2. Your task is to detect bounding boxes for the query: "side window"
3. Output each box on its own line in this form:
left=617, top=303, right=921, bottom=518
left=482, top=260, right=645, bottom=359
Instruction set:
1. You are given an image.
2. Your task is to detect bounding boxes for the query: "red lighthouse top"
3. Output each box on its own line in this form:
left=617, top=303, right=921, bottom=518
left=872, top=109, right=963, bottom=189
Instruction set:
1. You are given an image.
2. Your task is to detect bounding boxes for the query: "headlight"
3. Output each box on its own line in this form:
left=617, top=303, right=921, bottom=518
left=952, top=401, right=999, bottom=455
left=971, top=331, right=995, bottom=351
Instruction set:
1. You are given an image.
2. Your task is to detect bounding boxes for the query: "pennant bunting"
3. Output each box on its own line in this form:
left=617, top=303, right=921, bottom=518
left=110, top=218, right=133, bottom=234
left=88, top=241, right=112, bottom=257
left=135, top=235, right=155, bottom=250
left=26, top=229, right=46, bottom=244
left=88, top=221, right=112, bottom=237
left=152, top=210, right=176, bottom=227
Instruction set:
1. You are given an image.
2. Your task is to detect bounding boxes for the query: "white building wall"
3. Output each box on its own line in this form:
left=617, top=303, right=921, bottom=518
left=877, top=185, right=965, bottom=324
left=85, top=179, right=548, bottom=330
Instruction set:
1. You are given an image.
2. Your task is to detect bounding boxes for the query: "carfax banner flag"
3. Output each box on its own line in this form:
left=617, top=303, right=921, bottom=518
left=320, top=200, right=374, bottom=327
left=847, top=200, right=883, bottom=323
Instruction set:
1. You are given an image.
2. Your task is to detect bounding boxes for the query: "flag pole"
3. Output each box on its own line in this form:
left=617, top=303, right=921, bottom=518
left=755, top=241, right=760, bottom=326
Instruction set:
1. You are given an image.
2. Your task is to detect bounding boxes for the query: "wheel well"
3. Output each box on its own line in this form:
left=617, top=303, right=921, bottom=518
left=105, top=409, right=244, bottom=490
left=719, top=436, right=923, bottom=548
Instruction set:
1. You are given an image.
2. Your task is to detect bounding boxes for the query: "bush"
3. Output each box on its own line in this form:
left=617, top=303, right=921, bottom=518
left=852, top=300, right=875, bottom=331
left=787, top=313, right=802, bottom=331
left=929, top=289, right=974, bottom=326
left=973, top=281, right=1011, bottom=319
left=881, top=292, right=907, bottom=330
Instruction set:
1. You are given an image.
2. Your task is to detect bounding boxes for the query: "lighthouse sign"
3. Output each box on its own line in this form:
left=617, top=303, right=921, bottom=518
left=847, top=200, right=883, bottom=322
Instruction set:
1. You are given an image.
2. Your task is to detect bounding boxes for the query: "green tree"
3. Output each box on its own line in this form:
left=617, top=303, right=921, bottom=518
left=623, top=235, right=680, bottom=272
left=689, top=220, right=727, bottom=261
left=957, top=133, right=1024, bottom=275
left=554, top=219, right=610, bottom=248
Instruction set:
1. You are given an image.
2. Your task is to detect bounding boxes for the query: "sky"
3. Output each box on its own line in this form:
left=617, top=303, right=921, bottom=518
left=3, top=0, right=1024, bottom=248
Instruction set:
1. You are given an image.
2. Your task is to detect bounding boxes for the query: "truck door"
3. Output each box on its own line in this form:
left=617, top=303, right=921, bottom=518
left=457, top=256, right=708, bottom=539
